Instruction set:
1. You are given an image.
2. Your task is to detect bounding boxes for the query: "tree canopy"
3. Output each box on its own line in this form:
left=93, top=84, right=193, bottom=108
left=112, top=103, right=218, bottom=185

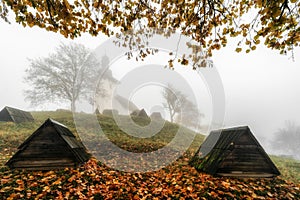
left=24, top=43, right=100, bottom=112
left=2, top=1, right=300, bottom=62
left=161, top=84, right=201, bottom=129
left=271, top=121, right=300, bottom=160
left=161, top=84, right=186, bottom=123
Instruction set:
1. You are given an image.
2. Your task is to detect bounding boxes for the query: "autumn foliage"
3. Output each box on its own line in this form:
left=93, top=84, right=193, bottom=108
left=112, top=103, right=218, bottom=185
left=1, top=0, right=300, bottom=58
left=0, top=157, right=300, bottom=199
left=0, top=111, right=300, bottom=199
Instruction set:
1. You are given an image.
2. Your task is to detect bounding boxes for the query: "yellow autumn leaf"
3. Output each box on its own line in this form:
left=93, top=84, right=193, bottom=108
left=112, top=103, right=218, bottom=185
left=235, top=47, right=242, bottom=53
left=52, top=179, right=62, bottom=185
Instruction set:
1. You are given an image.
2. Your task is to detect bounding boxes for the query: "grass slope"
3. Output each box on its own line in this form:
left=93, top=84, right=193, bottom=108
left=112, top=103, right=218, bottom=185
left=0, top=110, right=299, bottom=199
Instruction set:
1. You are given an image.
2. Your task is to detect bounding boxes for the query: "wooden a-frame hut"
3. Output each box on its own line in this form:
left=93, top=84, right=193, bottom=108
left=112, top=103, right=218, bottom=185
left=150, top=112, right=163, bottom=120
left=130, top=108, right=149, bottom=118
left=190, top=126, right=280, bottom=177
left=0, top=106, right=34, bottom=123
left=6, top=118, right=90, bottom=170
left=137, top=109, right=149, bottom=118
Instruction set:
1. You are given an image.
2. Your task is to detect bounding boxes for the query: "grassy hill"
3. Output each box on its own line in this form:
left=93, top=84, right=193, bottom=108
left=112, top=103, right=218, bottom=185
left=0, top=110, right=299, bottom=199
left=0, top=110, right=204, bottom=167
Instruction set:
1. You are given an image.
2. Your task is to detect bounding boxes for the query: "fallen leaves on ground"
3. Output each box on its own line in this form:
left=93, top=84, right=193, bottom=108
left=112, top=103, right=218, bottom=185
left=0, top=157, right=299, bottom=199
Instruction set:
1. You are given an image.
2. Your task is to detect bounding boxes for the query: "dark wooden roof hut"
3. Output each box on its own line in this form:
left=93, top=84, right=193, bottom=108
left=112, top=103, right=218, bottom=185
left=150, top=112, right=163, bottom=120
left=190, top=126, right=280, bottom=177
left=130, top=109, right=139, bottom=116
left=102, top=109, right=119, bottom=116
left=6, top=118, right=90, bottom=170
left=0, top=106, right=34, bottom=123
left=94, top=108, right=101, bottom=115
left=137, top=109, right=149, bottom=118
left=130, top=109, right=149, bottom=118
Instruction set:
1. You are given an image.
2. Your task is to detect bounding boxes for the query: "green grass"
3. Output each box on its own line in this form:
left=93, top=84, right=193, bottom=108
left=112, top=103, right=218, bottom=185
left=271, top=155, right=300, bottom=184
left=0, top=121, right=40, bottom=165
left=0, top=110, right=299, bottom=184
left=0, top=110, right=204, bottom=164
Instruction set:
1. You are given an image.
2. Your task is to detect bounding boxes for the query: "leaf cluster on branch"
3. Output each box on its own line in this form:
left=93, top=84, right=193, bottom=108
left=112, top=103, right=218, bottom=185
left=2, top=0, right=300, bottom=63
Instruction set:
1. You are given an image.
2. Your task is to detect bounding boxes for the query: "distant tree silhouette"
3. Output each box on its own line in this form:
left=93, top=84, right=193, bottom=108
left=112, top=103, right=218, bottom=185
left=272, top=121, right=300, bottom=160
left=161, top=84, right=202, bottom=129
left=25, top=43, right=100, bottom=112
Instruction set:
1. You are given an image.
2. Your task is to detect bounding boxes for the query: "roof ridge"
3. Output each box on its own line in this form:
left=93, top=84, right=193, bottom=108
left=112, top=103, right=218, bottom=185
left=211, top=126, right=249, bottom=132
left=48, top=118, right=68, bottom=128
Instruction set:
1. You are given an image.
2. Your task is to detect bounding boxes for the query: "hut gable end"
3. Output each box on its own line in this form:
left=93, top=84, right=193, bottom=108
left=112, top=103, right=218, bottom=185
left=0, top=107, right=13, bottom=122
left=17, top=126, right=73, bottom=158
left=190, top=126, right=280, bottom=177
left=6, top=118, right=90, bottom=170
left=138, top=109, right=149, bottom=118
left=150, top=112, right=163, bottom=120
left=0, top=106, right=34, bottom=123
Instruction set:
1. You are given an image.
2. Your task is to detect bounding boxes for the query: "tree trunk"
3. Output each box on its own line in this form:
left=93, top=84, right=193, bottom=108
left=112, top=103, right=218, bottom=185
left=71, top=99, right=76, bottom=113
left=170, top=109, right=175, bottom=123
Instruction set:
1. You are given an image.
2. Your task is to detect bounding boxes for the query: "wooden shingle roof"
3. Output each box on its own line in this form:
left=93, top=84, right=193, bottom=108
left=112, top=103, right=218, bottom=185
left=0, top=106, right=34, bottom=123
left=150, top=112, right=163, bottom=120
left=190, top=126, right=280, bottom=177
left=6, top=118, right=90, bottom=170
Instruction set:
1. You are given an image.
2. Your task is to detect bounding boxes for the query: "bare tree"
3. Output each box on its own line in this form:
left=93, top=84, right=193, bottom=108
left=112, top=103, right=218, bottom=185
left=161, top=84, right=202, bottom=128
left=271, top=121, right=300, bottom=160
left=161, top=84, right=185, bottom=123
left=24, top=43, right=100, bottom=112
left=175, top=100, right=203, bottom=130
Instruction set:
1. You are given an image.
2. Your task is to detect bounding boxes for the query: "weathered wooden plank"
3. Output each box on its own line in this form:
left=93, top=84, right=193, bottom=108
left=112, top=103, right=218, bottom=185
left=6, top=118, right=90, bottom=170
left=218, top=166, right=274, bottom=172
left=191, top=126, right=280, bottom=177
left=217, top=173, right=276, bottom=178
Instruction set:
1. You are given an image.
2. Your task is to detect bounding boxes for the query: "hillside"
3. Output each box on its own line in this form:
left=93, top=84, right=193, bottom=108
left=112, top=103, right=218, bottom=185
left=0, top=110, right=299, bottom=199
left=0, top=110, right=204, bottom=167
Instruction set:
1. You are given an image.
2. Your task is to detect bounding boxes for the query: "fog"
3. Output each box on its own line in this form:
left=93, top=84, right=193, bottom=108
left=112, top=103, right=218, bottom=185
left=1, top=20, right=300, bottom=158
left=213, top=42, right=300, bottom=156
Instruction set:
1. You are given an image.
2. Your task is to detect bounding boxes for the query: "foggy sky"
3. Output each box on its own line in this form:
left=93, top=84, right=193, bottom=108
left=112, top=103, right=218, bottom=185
left=1, top=20, right=300, bottom=154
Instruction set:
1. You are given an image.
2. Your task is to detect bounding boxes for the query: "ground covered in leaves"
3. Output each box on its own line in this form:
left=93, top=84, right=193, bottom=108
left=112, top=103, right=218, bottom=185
left=1, top=111, right=300, bottom=199
left=1, top=157, right=300, bottom=200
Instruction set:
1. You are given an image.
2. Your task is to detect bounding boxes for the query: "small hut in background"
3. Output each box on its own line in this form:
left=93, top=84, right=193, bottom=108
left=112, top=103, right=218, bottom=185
left=94, top=108, right=101, bottom=115
left=131, top=109, right=149, bottom=119
left=130, top=109, right=139, bottom=117
left=102, top=109, right=119, bottom=117
left=137, top=109, right=149, bottom=118
left=6, top=118, right=90, bottom=170
left=0, top=106, right=34, bottom=123
left=190, top=126, right=280, bottom=177
left=150, top=112, right=163, bottom=120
